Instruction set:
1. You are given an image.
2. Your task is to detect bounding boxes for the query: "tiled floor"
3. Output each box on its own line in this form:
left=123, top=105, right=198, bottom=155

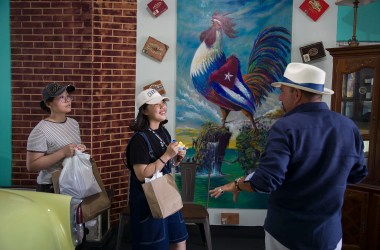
left=87, top=224, right=265, bottom=250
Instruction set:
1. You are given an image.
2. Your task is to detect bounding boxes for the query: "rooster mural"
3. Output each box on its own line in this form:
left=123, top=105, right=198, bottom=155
left=190, top=12, right=291, bottom=128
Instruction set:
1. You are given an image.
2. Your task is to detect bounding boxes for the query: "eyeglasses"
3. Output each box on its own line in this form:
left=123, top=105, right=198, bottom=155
left=57, top=95, right=74, bottom=103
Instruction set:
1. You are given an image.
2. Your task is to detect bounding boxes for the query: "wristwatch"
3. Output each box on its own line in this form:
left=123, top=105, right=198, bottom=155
left=234, top=177, right=242, bottom=192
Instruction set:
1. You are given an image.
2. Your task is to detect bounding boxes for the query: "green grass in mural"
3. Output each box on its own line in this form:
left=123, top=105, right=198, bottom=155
left=175, top=127, right=199, bottom=149
left=176, top=148, right=269, bottom=209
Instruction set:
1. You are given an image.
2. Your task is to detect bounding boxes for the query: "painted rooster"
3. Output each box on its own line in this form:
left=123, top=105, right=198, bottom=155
left=190, top=12, right=291, bottom=128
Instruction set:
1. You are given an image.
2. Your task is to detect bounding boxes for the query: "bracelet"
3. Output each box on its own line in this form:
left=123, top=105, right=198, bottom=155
left=159, top=158, right=166, bottom=164
left=235, top=177, right=242, bottom=192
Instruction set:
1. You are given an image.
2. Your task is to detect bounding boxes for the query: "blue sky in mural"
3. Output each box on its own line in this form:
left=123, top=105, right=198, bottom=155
left=176, top=0, right=293, bottom=131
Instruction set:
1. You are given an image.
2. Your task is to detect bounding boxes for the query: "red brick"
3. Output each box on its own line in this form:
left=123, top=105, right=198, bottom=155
left=11, top=0, right=136, bottom=226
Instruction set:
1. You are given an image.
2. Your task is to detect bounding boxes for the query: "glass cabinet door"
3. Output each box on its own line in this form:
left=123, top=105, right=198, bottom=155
left=341, top=68, right=374, bottom=136
left=341, top=67, right=373, bottom=166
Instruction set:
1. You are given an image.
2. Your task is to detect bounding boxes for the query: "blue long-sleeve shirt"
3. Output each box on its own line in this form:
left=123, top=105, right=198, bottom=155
left=250, top=102, right=368, bottom=250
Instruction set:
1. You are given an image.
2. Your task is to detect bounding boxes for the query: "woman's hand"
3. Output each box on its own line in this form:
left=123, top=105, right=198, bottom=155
left=177, top=148, right=186, bottom=159
left=162, top=142, right=187, bottom=166
left=62, top=144, right=77, bottom=157
left=175, top=148, right=186, bottom=165
left=75, top=144, right=86, bottom=152
left=164, top=141, right=179, bottom=160
left=26, top=143, right=78, bottom=172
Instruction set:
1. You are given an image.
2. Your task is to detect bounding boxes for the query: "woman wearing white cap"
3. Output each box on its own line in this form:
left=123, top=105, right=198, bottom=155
left=125, top=89, right=188, bottom=249
left=26, top=82, right=86, bottom=193
left=210, top=63, right=368, bottom=250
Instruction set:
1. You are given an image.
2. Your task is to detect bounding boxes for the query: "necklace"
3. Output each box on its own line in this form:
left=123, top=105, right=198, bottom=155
left=148, top=128, right=168, bottom=149
left=148, top=127, right=173, bottom=169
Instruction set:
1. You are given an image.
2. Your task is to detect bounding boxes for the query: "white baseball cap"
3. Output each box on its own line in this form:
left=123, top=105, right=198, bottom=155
left=136, top=88, right=170, bottom=109
left=271, top=63, right=334, bottom=95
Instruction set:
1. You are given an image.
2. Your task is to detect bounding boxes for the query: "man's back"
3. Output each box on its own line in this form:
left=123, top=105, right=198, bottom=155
left=252, top=102, right=368, bottom=249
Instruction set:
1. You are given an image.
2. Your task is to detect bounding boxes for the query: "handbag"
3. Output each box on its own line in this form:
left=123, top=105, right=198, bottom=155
left=52, top=158, right=111, bottom=222
left=59, top=150, right=101, bottom=199
left=142, top=172, right=183, bottom=219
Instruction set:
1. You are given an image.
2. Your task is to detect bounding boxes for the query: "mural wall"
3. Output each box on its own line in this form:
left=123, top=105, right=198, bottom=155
left=175, top=0, right=293, bottom=208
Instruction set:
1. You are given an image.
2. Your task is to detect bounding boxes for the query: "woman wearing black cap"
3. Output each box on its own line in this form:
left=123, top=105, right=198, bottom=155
left=26, top=82, right=86, bottom=193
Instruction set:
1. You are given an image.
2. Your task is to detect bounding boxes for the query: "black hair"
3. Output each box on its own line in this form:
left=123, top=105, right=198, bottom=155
left=39, top=97, right=54, bottom=113
left=129, top=103, right=168, bottom=132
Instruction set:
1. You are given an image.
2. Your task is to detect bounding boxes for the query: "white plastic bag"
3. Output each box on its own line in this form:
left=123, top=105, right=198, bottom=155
left=144, top=170, right=163, bottom=183
left=59, top=149, right=101, bottom=198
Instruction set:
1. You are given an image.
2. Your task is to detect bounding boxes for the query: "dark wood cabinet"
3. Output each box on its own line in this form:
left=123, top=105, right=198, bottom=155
left=327, top=45, right=380, bottom=250
left=341, top=184, right=380, bottom=250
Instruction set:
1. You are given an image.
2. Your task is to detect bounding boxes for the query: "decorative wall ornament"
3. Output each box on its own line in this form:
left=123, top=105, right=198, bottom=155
left=147, top=0, right=168, bottom=17
left=299, top=0, right=329, bottom=21
left=299, top=41, right=326, bottom=63
left=144, top=80, right=166, bottom=95
left=142, top=36, right=169, bottom=62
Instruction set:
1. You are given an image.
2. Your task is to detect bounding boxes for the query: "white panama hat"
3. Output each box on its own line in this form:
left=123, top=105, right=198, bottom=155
left=136, top=88, right=170, bottom=109
left=271, top=63, right=334, bottom=95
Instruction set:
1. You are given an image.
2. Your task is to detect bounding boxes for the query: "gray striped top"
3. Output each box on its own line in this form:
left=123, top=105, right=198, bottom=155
left=27, top=117, right=81, bottom=184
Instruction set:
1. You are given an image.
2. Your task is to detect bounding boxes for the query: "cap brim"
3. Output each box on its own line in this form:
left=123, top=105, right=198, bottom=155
left=271, top=82, right=334, bottom=95
left=42, top=85, right=76, bottom=102
left=145, top=96, right=170, bottom=105
left=66, top=85, right=75, bottom=93
left=55, top=85, right=75, bottom=96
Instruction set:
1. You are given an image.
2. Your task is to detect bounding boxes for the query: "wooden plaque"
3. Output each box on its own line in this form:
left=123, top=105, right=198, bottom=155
left=143, top=80, right=166, bottom=95
left=142, top=36, right=169, bottom=62
left=299, top=42, right=326, bottom=63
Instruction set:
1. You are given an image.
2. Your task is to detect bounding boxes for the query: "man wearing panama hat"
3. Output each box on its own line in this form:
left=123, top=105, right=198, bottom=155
left=210, top=63, right=368, bottom=250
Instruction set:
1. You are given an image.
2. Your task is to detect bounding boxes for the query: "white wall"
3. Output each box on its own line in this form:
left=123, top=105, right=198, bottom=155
left=136, top=0, right=178, bottom=134
left=291, top=0, right=337, bottom=105
left=136, top=0, right=337, bottom=226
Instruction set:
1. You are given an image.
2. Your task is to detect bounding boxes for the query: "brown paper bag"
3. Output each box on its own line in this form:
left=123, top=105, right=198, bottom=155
left=52, top=158, right=111, bottom=222
left=142, top=173, right=183, bottom=219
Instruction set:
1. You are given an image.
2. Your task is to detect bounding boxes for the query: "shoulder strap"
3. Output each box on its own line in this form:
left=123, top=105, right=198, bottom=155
left=137, top=131, right=156, bottom=161
left=138, top=130, right=171, bottom=175
left=124, top=131, right=156, bottom=169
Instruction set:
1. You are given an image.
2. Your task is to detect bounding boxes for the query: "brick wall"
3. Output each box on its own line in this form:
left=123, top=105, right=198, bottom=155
left=10, top=0, right=136, bottom=226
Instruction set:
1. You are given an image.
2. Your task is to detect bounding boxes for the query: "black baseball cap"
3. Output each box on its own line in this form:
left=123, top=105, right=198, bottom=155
left=42, top=83, right=75, bottom=102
